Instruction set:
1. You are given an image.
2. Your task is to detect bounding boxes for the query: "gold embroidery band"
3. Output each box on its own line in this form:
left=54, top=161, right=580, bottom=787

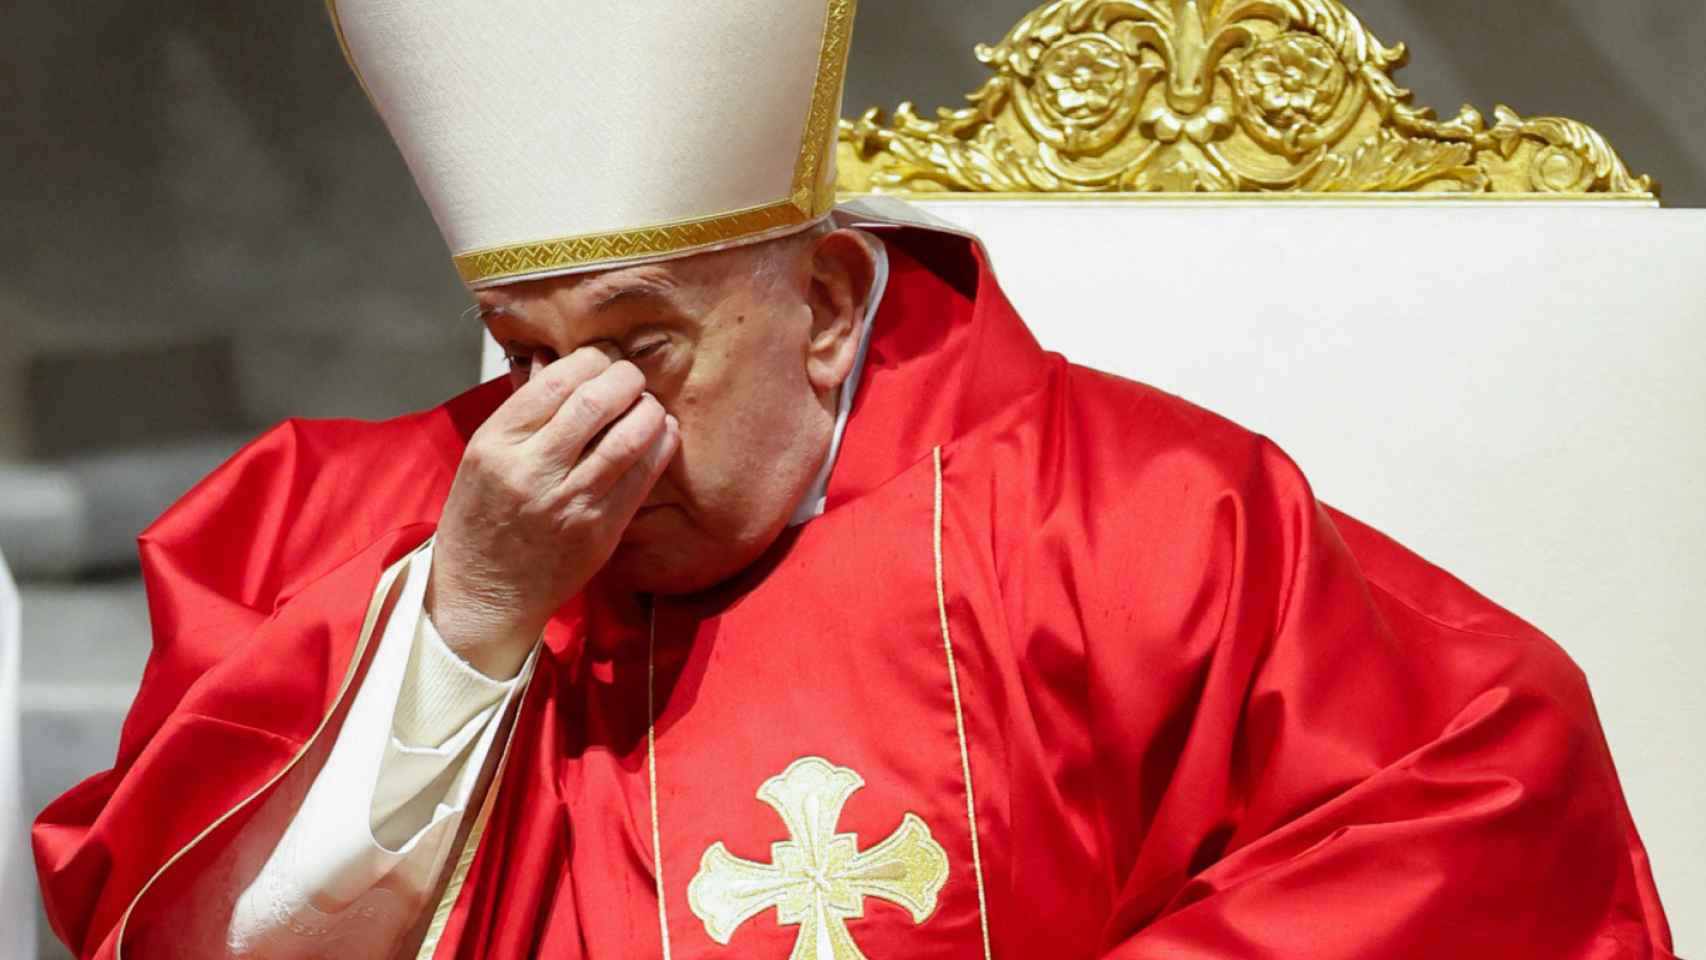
left=933, top=446, right=995, bottom=959
left=453, top=199, right=810, bottom=287
left=790, top=0, right=857, bottom=216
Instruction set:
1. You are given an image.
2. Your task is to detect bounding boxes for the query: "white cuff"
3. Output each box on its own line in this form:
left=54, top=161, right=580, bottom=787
left=371, top=700, right=500, bottom=853
left=393, top=612, right=518, bottom=749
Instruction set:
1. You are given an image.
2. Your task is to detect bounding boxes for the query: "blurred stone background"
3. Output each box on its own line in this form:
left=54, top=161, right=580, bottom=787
left=2, top=1, right=1701, bottom=956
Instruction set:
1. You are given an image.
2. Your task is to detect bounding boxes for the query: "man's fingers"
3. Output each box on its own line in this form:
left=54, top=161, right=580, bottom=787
left=564, top=393, right=668, bottom=497
left=597, top=413, right=680, bottom=515
left=530, top=360, right=647, bottom=461
left=488, top=346, right=615, bottom=435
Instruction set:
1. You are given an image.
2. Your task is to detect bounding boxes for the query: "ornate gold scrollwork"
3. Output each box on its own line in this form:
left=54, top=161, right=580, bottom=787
left=837, top=0, right=1655, bottom=197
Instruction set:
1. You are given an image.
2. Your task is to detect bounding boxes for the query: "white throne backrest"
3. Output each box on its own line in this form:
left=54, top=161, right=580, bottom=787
left=834, top=0, right=1702, bottom=945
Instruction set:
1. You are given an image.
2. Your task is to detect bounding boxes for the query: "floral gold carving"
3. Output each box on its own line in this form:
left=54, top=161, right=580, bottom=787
left=837, top=0, right=1655, bottom=197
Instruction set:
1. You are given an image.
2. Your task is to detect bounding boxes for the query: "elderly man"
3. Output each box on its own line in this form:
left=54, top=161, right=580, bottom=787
left=35, top=2, right=1674, bottom=958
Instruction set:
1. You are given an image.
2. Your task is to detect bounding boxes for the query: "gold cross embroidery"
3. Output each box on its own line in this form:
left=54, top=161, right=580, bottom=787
left=686, top=757, right=951, bottom=959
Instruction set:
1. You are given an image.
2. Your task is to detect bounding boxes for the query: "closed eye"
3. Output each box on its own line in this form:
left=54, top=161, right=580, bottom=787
left=503, top=344, right=556, bottom=385
left=626, top=340, right=666, bottom=361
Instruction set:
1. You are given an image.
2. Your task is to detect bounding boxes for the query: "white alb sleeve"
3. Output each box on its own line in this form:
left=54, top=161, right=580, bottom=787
left=372, top=572, right=530, bottom=848
left=210, top=541, right=538, bottom=957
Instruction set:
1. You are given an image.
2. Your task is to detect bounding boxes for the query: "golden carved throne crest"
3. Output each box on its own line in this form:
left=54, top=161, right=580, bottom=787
left=837, top=0, right=1654, bottom=198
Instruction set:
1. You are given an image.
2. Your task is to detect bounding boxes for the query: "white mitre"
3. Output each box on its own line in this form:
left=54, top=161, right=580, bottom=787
left=327, top=0, right=855, bottom=288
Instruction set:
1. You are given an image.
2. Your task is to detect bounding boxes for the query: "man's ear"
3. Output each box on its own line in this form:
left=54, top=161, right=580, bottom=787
left=803, top=227, right=877, bottom=395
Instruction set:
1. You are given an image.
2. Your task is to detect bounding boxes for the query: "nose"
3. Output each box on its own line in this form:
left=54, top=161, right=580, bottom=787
left=527, top=348, right=558, bottom=379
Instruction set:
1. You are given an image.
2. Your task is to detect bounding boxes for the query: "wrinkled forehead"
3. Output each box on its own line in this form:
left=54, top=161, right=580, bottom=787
left=488, top=233, right=802, bottom=304
left=476, top=263, right=673, bottom=311
left=471, top=244, right=778, bottom=338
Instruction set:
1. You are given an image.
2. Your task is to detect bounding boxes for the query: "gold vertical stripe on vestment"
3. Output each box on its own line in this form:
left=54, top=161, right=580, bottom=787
left=933, top=445, right=995, bottom=959
left=648, top=604, right=676, bottom=960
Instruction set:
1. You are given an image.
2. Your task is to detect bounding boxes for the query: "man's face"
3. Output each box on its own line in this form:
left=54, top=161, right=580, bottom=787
left=475, top=228, right=872, bottom=595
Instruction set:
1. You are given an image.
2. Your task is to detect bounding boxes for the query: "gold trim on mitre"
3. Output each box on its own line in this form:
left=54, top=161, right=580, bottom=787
left=322, top=0, right=375, bottom=107
left=452, top=199, right=814, bottom=288
left=792, top=0, right=857, bottom=217
left=438, top=0, right=856, bottom=288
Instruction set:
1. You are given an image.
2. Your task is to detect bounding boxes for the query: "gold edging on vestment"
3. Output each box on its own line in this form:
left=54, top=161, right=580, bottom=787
left=412, top=658, right=537, bottom=958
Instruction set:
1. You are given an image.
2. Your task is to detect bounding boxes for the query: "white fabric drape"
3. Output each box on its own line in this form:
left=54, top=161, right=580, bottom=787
left=0, top=549, right=36, bottom=960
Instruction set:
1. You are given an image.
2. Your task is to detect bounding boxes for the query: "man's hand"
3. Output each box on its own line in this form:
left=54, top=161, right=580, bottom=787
left=428, top=346, right=679, bottom=679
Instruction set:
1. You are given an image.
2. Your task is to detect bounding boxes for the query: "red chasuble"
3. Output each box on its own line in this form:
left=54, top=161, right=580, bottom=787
left=36, top=226, right=1675, bottom=959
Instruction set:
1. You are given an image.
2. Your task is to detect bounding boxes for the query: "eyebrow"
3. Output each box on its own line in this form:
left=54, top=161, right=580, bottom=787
left=588, top=281, right=673, bottom=313
left=468, top=303, right=517, bottom=325
left=465, top=272, right=677, bottom=329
